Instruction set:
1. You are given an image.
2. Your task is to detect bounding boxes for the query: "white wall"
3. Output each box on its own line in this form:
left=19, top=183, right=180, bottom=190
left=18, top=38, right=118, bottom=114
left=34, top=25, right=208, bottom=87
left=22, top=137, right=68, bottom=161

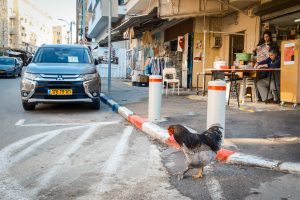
left=96, top=48, right=127, bottom=78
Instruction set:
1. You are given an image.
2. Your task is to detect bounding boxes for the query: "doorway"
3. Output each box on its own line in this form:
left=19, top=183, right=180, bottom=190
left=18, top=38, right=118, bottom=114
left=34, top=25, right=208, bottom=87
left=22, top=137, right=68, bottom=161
left=229, top=32, right=245, bottom=66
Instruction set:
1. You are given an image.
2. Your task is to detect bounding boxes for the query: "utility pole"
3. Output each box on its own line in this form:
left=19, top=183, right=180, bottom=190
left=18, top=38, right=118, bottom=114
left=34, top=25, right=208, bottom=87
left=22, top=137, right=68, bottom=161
left=1, top=20, right=5, bottom=56
left=69, top=21, right=75, bottom=44
left=58, top=19, right=73, bottom=44
left=108, top=0, right=112, bottom=92
left=81, top=0, right=85, bottom=41
left=70, top=23, right=72, bottom=44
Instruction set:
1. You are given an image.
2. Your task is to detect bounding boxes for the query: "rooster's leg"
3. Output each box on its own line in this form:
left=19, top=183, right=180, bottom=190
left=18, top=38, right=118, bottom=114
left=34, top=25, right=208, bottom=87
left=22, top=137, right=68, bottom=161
left=192, top=166, right=204, bottom=179
left=177, top=167, right=191, bottom=180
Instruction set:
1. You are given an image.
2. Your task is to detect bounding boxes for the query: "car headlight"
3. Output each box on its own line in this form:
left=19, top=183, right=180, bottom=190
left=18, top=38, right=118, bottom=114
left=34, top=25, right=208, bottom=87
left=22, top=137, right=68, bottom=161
left=82, top=73, right=98, bottom=81
left=24, top=72, right=40, bottom=81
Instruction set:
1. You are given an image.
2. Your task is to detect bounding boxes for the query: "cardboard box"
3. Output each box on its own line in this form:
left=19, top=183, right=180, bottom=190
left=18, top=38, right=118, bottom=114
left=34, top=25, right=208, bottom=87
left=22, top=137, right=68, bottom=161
left=137, top=75, right=149, bottom=82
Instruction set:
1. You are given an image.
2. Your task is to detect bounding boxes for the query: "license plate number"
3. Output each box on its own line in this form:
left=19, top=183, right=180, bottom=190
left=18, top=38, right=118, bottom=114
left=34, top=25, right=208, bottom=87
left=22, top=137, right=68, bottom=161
left=48, top=89, right=72, bottom=95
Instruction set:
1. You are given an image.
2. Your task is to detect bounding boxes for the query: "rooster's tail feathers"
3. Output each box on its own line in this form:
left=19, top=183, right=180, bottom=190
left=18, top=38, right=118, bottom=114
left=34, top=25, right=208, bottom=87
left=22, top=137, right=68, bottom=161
left=199, top=126, right=223, bottom=152
left=208, top=123, right=223, bottom=129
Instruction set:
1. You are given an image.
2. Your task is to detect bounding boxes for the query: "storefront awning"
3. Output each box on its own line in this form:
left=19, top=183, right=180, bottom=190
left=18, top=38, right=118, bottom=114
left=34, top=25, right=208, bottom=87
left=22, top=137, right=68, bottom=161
left=254, top=0, right=299, bottom=16
left=99, top=8, right=167, bottom=46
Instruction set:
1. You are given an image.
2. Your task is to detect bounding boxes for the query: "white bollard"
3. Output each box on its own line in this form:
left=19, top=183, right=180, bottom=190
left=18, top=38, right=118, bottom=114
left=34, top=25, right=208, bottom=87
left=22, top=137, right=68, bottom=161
left=207, top=80, right=226, bottom=139
left=148, top=75, right=162, bottom=121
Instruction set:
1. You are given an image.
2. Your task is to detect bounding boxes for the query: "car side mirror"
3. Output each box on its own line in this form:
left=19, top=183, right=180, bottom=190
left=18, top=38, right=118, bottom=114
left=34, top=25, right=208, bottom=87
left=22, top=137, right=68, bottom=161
left=94, top=59, right=99, bottom=65
left=27, top=57, right=32, bottom=64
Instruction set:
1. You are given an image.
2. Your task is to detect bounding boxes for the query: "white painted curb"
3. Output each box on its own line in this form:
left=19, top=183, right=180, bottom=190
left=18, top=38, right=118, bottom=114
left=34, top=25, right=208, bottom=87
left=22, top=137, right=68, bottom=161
left=101, top=93, right=300, bottom=175
left=227, top=153, right=279, bottom=169
left=279, top=162, right=300, bottom=174
left=142, top=122, right=169, bottom=144
left=118, top=106, right=134, bottom=120
left=107, top=99, right=118, bottom=107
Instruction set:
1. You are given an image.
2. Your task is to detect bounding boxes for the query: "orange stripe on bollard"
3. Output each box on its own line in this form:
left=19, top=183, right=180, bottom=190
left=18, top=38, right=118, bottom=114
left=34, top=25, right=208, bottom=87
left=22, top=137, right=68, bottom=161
left=149, top=78, right=162, bottom=82
left=208, top=86, right=226, bottom=91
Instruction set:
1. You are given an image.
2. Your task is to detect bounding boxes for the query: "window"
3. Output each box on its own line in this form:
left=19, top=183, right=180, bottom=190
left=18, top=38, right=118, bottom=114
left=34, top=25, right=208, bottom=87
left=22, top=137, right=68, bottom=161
left=34, top=47, right=92, bottom=64
left=0, top=58, right=14, bottom=65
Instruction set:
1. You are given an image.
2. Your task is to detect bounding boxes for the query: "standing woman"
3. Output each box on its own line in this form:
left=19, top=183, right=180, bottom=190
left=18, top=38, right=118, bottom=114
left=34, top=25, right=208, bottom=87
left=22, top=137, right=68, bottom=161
left=254, top=31, right=279, bottom=68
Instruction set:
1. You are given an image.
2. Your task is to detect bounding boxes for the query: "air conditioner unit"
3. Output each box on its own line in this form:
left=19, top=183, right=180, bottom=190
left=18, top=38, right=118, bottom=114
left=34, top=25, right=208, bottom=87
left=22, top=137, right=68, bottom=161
left=210, top=36, right=222, bottom=48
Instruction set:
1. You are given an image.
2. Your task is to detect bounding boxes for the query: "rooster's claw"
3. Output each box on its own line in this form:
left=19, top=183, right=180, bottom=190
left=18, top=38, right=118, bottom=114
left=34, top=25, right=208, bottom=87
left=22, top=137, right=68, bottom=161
left=177, top=174, right=184, bottom=180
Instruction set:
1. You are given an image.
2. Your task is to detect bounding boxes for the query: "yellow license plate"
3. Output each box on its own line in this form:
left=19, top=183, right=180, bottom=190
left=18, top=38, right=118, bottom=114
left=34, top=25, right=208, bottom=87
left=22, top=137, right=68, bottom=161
left=48, top=89, right=72, bottom=95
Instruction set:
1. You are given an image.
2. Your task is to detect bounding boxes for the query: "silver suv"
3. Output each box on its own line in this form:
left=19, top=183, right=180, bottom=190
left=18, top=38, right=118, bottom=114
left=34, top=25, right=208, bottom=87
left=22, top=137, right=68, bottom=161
left=21, top=44, right=101, bottom=110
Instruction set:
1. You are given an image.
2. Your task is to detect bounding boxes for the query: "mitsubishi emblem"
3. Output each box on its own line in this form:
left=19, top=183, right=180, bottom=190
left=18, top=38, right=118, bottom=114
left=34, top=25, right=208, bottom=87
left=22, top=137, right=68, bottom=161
left=57, top=75, right=63, bottom=81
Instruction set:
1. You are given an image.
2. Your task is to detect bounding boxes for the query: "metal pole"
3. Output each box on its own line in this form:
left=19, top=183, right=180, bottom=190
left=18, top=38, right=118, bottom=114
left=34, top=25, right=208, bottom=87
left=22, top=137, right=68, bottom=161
left=82, top=0, right=86, bottom=40
left=70, top=22, right=73, bottom=44
left=202, top=1, right=207, bottom=91
left=108, top=0, right=112, bottom=92
left=1, top=20, right=5, bottom=56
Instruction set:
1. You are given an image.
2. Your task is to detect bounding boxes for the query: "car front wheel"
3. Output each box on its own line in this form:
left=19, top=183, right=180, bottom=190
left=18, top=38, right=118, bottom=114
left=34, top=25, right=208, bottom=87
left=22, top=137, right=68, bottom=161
left=91, top=99, right=100, bottom=110
left=22, top=100, right=36, bottom=111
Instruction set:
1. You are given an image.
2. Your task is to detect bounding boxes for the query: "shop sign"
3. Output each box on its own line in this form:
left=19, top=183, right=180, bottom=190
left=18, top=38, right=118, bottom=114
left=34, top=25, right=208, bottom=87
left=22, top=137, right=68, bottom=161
left=283, top=42, right=295, bottom=65
left=177, top=36, right=184, bottom=52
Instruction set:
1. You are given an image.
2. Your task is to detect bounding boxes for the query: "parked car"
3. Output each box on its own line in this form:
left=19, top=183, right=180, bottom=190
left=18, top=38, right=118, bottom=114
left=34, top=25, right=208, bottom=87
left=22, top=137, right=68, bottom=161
left=14, top=57, right=24, bottom=68
left=20, top=44, right=101, bottom=111
left=0, top=56, right=22, bottom=77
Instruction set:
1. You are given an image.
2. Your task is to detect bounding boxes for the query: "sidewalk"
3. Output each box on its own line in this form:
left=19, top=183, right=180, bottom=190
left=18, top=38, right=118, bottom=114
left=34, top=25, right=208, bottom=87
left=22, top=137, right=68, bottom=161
left=101, top=78, right=300, bottom=174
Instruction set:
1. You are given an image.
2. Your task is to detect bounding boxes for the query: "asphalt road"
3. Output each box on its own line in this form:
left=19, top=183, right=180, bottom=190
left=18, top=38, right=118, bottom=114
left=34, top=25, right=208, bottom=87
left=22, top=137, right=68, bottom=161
left=105, top=78, right=300, bottom=200
left=1, top=77, right=300, bottom=200
left=0, top=77, right=187, bottom=200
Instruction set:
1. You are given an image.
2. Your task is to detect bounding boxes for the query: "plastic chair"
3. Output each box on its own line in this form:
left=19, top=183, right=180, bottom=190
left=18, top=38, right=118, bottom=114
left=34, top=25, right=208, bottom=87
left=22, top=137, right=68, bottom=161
left=239, top=78, right=257, bottom=103
left=162, top=68, right=180, bottom=96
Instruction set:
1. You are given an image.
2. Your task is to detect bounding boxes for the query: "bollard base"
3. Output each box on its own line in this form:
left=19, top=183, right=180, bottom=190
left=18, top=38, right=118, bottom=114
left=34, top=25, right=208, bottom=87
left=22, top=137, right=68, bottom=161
left=132, top=81, right=149, bottom=87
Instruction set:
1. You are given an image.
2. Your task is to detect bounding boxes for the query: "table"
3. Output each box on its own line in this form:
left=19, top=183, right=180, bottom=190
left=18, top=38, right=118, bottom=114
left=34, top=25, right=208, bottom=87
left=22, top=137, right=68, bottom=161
left=206, top=68, right=281, bottom=107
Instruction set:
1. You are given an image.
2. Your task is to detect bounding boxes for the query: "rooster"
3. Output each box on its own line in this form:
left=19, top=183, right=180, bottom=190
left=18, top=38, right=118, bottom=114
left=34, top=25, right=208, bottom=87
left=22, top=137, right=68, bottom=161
left=168, top=124, right=223, bottom=180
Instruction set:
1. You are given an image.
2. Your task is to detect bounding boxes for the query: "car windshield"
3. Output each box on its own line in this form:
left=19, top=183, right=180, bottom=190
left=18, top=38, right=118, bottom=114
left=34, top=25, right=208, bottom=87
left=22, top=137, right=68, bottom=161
left=0, top=58, right=14, bottom=65
left=33, top=47, right=92, bottom=63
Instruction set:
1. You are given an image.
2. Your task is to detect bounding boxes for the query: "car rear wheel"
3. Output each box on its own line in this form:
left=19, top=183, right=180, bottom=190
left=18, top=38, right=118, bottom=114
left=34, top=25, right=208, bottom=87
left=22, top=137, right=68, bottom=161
left=22, top=100, right=36, bottom=111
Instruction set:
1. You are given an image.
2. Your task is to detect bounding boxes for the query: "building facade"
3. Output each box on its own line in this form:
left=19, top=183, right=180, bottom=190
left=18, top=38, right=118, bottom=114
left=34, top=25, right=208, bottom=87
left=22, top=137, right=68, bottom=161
left=52, top=26, right=68, bottom=44
left=1, top=0, right=53, bottom=55
left=87, top=0, right=300, bottom=88
left=76, top=0, right=93, bottom=44
left=86, top=0, right=126, bottom=43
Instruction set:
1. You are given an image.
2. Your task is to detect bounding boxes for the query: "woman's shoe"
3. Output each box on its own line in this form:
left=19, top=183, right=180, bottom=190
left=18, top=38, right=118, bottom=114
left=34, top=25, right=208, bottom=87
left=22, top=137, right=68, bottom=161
left=265, top=98, right=274, bottom=103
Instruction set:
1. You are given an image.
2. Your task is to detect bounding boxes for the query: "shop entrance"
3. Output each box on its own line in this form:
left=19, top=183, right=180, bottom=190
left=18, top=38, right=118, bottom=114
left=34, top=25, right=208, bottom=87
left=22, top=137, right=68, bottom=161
left=187, top=32, right=194, bottom=88
left=262, top=11, right=300, bottom=47
left=229, top=32, right=245, bottom=66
